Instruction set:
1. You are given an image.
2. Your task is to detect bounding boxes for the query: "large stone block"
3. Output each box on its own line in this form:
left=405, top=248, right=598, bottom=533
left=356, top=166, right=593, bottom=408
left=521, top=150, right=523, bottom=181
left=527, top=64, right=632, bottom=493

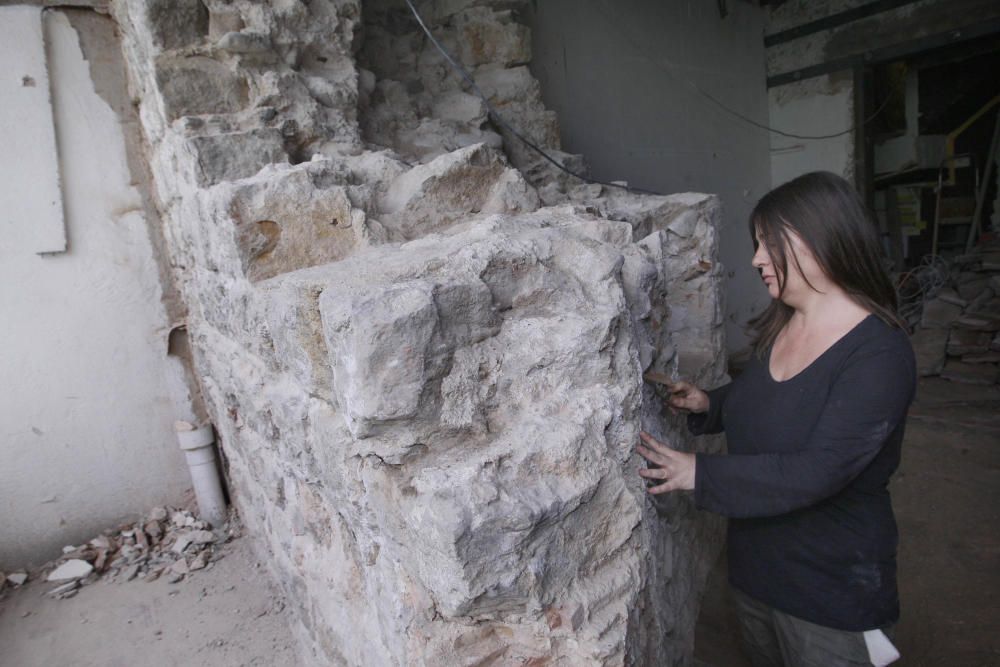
left=323, top=280, right=439, bottom=433
left=155, top=56, right=248, bottom=120
left=921, top=298, right=963, bottom=328
left=184, top=129, right=288, bottom=187
left=947, top=328, right=993, bottom=356
left=941, top=360, right=999, bottom=385
left=142, top=0, right=208, bottom=51
left=911, top=327, right=948, bottom=376
left=221, top=162, right=360, bottom=282
left=474, top=65, right=560, bottom=149
left=378, top=142, right=539, bottom=240
left=447, top=7, right=531, bottom=68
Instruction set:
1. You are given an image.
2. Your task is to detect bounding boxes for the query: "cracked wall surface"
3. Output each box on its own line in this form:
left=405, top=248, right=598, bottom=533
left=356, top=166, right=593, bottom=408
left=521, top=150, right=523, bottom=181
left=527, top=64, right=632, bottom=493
left=109, top=0, right=727, bottom=664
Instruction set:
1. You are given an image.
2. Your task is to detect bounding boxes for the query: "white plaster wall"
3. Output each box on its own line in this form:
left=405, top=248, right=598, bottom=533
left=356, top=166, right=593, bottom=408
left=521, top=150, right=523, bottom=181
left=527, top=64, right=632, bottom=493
left=769, top=73, right=856, bottom=187
left=0, top=6, right=66, bottom=255
left=527, top=0, right=772, bottom=353
left=0, top=10, right=196, bottom=568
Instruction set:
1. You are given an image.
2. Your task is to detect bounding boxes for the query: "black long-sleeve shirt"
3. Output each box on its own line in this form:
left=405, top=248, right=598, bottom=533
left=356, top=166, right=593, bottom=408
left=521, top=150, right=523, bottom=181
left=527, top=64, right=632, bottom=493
left=689, top=314, right=916, bottom=631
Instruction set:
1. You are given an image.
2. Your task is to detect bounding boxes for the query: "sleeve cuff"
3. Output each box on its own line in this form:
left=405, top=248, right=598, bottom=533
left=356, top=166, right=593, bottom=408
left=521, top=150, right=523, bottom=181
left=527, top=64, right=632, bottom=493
left=687, top=411, right=710, bottom=435
left=693, top=452, right=707, bottom=509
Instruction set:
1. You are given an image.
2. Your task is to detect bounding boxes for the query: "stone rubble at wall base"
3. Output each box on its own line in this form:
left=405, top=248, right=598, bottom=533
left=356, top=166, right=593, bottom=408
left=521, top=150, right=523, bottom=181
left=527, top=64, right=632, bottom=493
left=0, top=507, right=234, bottom=603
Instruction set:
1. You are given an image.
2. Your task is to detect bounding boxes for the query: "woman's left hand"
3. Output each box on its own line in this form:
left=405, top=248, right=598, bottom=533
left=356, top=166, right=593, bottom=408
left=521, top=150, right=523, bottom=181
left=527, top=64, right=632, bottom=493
left=636, top=431, right=696, bottom=494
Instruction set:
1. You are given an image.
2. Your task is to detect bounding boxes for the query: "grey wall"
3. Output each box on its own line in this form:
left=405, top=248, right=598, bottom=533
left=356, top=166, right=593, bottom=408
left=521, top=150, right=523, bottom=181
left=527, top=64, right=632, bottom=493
left=526, top=0, right=772, bottom=353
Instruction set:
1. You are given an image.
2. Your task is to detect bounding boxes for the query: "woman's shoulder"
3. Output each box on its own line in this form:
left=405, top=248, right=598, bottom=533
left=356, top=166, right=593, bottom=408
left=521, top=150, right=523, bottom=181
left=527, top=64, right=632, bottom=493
left=843, top=314, right=915, bottom=373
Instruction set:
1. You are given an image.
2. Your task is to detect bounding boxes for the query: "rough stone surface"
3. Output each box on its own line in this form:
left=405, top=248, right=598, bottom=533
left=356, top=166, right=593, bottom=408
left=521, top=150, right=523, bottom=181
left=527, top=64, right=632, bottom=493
left=155, top=55, right=249, bottom=120
left=911, top=327, right=949, bottom=377
left=377, top=142, right=540, bottom=240
left=947, top=329, right=992, bottom=356
left=940, top=360, right=1000, bottom=386
left=110, top=0, right=727, bottom=664
left=963, top=351, right=1000, bottom=364
left=921, top=298, right=963, bottom=329
left=142, top=0, right=208, bottom=51
left=956, top=278, right=991, bottom=303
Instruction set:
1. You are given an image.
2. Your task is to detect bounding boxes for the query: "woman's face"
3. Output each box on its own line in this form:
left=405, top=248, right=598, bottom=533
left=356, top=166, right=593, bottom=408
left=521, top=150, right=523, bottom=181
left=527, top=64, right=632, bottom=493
left=752, top=225, right=827, bottom=303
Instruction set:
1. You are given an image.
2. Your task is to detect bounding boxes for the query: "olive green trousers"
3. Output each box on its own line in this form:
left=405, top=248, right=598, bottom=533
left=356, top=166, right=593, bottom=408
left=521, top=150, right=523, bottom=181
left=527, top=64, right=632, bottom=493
left=732, top=588, right=896, bottom=667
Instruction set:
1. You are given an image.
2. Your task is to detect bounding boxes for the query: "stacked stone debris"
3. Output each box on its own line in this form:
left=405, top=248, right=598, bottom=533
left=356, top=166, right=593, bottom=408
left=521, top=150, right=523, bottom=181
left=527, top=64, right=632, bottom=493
left=0, top=508, right=232, bottom=603
left=910, top=241, right=1000, bottom=385
left=109, top=1, right=727, bottom=665
left=0, top=570, right=29, bottom=600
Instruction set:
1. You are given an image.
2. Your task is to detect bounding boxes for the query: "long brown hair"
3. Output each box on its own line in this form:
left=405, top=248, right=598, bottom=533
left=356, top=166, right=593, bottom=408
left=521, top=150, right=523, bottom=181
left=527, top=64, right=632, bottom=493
left=747, top=171, right=905, bottom=355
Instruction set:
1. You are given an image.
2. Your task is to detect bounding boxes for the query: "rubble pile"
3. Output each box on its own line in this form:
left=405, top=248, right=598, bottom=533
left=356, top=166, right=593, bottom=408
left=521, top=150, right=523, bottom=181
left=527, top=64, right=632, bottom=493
left=0, top=507, right=234, bottom=602
left=909, top=241, right=1000, bottom=384
left=0, top=571, right=29, bottom=600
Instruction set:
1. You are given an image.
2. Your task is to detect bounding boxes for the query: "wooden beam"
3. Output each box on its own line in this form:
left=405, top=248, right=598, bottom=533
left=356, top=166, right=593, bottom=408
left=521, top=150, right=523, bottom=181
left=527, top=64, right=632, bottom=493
left=854, top=66, right=876, bottom=212
left=768, top=16, right=1000, bottom=87
left=765, top=0, right=924, bottom=47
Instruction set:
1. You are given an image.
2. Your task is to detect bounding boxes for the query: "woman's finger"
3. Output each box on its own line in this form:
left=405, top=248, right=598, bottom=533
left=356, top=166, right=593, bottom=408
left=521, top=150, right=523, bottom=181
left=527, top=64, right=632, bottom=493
left=639, top=431, right=673, bottom=455
left=668, top=397, right=690, bottom=411
left=646, top=478, right=677, bottom=495
left=636, top=444, right=668, bottom=467
left=637, top=466, right=667, bottom=480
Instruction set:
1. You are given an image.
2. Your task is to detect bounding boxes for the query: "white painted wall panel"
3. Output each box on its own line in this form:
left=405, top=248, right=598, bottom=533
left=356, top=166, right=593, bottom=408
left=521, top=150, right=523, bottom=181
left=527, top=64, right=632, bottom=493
left=0, top=6, right=67, bottom=254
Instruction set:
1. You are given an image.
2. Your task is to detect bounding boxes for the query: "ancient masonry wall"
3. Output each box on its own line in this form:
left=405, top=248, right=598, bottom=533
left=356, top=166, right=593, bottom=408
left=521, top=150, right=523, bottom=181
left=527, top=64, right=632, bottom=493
left=109, top=0, right=727, bottom=664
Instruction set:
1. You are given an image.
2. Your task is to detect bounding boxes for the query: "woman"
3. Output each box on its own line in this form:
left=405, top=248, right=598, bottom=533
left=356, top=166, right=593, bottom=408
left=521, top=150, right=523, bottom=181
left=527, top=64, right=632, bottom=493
left=637, top=171, right=915, bottom=667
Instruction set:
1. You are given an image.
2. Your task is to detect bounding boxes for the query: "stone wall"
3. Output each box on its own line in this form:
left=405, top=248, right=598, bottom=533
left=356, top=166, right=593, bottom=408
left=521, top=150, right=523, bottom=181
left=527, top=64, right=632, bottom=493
left=109, top=0, right=726, bottom=664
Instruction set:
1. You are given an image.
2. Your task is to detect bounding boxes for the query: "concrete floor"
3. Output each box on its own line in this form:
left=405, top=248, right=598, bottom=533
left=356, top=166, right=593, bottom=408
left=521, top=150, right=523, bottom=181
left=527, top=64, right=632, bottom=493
left=695, top=377, right=1000, bottom=667
left=0, top=533, right=297, bottom=667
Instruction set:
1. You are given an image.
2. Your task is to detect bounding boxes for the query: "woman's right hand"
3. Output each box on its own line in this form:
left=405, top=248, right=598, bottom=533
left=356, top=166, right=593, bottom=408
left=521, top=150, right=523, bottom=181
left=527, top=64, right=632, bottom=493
left=664, top=381, right=709, bottom=414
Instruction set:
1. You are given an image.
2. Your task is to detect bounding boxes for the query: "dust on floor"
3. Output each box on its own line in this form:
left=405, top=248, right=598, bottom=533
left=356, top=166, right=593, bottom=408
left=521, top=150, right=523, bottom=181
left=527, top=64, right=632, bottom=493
left=0, top=534, right=297, bottom=667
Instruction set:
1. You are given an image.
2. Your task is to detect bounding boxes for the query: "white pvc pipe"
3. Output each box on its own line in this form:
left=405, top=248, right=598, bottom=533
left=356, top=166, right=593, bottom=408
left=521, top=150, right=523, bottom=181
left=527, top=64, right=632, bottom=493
left=174, top=421, right=228, bottom=528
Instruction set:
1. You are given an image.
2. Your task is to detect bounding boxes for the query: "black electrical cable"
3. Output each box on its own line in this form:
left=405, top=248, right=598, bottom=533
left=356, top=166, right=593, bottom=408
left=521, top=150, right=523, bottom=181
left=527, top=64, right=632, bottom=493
left=592, top=0, right=895, bottom=141
left=403, top=0, right=664, bottom=196
left=695, top=82, right=896, bottom=141
left=405, top=0, right=896, bottom=192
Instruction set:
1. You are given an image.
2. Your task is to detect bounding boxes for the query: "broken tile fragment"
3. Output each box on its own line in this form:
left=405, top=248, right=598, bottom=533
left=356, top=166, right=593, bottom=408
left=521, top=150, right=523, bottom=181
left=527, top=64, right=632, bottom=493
left=7, top=572, right=28, bottom=587
left=190, top=552, right=208, bottom=571
left=172, top=534, right=194, bottom=554
left=47, top=559, right=94, bottom=582
left=190, top=530, right=215, bottom=545
left=47, top=580, right=80, bottom=598
left=90, top=535, right=111, bottom=550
